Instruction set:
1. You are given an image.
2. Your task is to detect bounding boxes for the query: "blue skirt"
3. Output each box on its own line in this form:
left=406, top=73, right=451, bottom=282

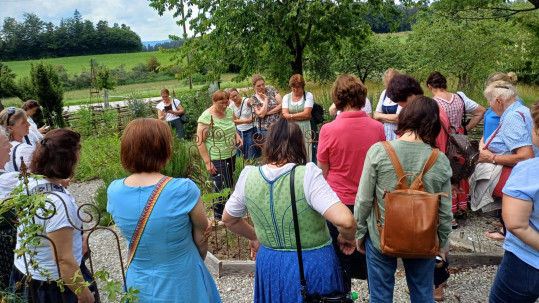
left=254, top=243, right=344, bottom=303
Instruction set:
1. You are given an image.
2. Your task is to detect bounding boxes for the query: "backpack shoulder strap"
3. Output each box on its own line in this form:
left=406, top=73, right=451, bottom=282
left=410, top=148, right=439, bottom=190
left=381, top=141, right=409, bottom=189
left=12, top=143, right=22, bottom=172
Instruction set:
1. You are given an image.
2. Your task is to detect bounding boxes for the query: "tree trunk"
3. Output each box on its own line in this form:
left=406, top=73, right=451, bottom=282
left=291, top=46, right=303, bottom=75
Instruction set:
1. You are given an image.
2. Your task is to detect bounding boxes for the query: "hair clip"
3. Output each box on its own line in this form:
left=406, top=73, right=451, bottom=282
left=40, top=139, right=46, bottom=145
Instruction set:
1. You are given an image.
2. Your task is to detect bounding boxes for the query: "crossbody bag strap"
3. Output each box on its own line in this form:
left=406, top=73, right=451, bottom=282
left=290, top=164, right=308, bottom=296
left=381, top=141, right=408, bottom=189
left=484, top=123, right=502, bottom=150
left=126, top=176, right=173, bottom=272
left=456, top=92, right=468, bottom=135
left=11, top=143, right=22, bottom=172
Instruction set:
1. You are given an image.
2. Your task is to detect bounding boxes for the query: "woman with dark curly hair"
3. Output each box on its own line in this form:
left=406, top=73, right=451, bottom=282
left=355, top=96, right=452, bottom=303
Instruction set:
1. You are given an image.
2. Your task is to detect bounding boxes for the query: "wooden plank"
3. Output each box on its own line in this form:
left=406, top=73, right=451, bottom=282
left=221, top=260, right=256, bottom=276
left=204, top=252, right=223, bottom=277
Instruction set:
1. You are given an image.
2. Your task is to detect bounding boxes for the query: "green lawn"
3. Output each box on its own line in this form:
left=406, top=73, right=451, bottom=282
left=4, top=51, right=174, bottom=79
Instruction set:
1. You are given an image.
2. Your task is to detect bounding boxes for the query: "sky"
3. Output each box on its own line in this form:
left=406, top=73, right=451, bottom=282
left=0, top=0, right=189, bottom=42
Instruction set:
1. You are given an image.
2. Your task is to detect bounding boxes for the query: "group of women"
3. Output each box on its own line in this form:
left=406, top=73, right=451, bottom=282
left=1, top=69, right=537, bottom=303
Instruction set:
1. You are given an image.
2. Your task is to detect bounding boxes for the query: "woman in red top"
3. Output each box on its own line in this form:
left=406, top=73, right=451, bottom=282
left=317, top=74, right=385, bottom=290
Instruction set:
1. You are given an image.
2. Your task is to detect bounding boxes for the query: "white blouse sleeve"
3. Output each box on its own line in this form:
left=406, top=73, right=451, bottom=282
left=225, top=166, right=256, bottom=217
left=302, top=163, right=341, bottom=215
left=375, top=91, right=385, bottom=113
left=456, top=91, right=479, bottom=112
left=361, top=98, right=372, bottom=114
left=304, top=92, right=314, bottom=108
left=282, top=93, right=290, bottom=109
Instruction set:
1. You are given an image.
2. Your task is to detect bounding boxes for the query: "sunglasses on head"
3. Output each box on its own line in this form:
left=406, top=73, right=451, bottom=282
left=6, top=107, right=16, bottom=123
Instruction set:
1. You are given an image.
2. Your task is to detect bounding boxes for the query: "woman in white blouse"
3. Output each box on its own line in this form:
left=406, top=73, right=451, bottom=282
left=282, top=74, right=314, bottom=161
left=374, top=68, right=402, bottom=141
left=0, top=107, right=34, bottom=172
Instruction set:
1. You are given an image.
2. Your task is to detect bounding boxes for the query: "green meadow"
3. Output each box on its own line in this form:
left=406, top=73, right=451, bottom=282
left=4, top=51, right=173, bottom=79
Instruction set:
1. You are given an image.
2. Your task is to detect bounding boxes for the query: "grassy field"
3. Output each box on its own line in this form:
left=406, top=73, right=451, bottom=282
left=2, top=73, right=251, bottom=107
left=4, top=51, right=173, bottom=79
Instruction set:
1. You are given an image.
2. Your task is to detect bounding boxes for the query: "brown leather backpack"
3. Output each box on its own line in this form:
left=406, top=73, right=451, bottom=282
left=375, top=141, right=449, bottom=259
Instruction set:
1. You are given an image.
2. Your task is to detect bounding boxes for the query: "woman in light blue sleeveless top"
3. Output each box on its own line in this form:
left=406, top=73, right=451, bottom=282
left=107, top=118, right=221, bottom=303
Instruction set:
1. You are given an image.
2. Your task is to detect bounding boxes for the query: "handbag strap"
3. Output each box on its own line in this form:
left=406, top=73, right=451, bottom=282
left=126, top=176, right=173, bottom=271
left=289, top=164, right=308, bottom=296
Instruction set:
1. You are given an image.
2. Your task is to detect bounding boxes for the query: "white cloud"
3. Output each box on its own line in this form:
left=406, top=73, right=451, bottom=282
left=0, top=0, right=190, bottom=41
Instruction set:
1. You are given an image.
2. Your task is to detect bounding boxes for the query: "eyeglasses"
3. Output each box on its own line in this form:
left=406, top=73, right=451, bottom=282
left=6, top=107, right=15, bottom=123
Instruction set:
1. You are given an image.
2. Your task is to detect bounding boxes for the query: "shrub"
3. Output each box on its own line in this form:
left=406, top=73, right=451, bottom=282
left=146, top=56, right=161, bottom=73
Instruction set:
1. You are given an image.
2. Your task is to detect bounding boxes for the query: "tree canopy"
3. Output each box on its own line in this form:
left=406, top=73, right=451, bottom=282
left=149, top=0, right=382, bottom=85
left=0, top=10, right=142, bottom=61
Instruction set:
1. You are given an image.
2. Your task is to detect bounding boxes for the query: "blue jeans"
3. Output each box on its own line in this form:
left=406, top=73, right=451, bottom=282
left=366, top=236, right=435, bottom=303
left=237, top=128, right=260, bottom=159
left=489, top=251, right=539, bottom=303
left=168, top=118, right=185, bottom=140
left=211, top=157, right=236, bottom=220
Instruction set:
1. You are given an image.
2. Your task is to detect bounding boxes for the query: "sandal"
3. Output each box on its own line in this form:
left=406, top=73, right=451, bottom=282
left=484, top=228, right=505, bottom=241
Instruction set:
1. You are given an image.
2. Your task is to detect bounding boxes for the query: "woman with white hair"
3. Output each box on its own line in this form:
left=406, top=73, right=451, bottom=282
left=472, top=81, right=538, bottom=240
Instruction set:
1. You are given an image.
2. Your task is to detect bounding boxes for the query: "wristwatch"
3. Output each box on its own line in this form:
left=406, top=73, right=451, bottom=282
left=492, top=155, right=496, bottom=164
left=291, top=114, right=294, bottom=120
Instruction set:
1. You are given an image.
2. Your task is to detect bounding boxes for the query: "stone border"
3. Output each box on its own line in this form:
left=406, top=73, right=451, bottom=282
left=205, top=251, right=503, bottom=278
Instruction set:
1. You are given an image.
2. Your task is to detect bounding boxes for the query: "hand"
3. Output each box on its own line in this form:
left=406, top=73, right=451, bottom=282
left=356, top=237, right=366, bottom=254
left=203, top=219, right=212, bottom=239
left=249, top=239, right=261, bottom=260
left=82, top=234, right=89, bottom=256
left=38, top=125, right=49, bottom=133
left=205, top=161, right=217, bottom=174
left=337, top=234, right=356, bottom=255
left=478, top=148, right=494, bottom=163
left=236, top=136, right=243, bottom=148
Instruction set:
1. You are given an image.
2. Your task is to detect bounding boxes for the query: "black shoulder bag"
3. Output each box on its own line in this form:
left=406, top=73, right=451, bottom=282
left=290, top=165, right=354, bottom=303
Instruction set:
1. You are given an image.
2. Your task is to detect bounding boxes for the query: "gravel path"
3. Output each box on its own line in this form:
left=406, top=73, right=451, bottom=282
left=70, top=180, right=507, bottom=303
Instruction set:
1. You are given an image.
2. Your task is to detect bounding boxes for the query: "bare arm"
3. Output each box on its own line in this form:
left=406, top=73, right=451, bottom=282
left=196, top=123, right=216, bottom=174
left=373, top=111, right=399, bottom=124
left=169, top=103, right=185, bottom=116
left=266, top=93, right=283, bottom=115
left=465, top=105, right=486, bottom=131
left=233, top=112, right=254, bottom=125
left=329, top=104, right=337, bottom=117
left=253, top=99, right=269, bottom=118
left=323, top=203, right=356, bottom=241
left=318, top=161, right=329, bottom=179
left=502, top=195, right=539, bottom=251
left=223, top=210, right=261, bottom=260
left=479, top=145, right=534, bottom=167
left=49, top=228, right=94, bottom=303
left=189, top=198, right=211, bottom=260
left=157, top=109, right=167, bottom=120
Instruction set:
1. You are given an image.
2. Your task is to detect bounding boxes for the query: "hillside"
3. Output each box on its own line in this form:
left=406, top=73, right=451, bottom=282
left=4, top=51, right=172, bottom=80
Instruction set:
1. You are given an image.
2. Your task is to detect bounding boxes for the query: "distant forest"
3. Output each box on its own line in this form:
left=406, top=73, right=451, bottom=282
left=142, top=40, right=184, bottom=52
left=0, top=10, right=142, bottom=61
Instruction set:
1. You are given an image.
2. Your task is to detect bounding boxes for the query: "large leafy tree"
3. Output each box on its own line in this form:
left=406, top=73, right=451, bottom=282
left=405, top=8, right=533, bottom=90
left=149, top=0, right=378, bottom=85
